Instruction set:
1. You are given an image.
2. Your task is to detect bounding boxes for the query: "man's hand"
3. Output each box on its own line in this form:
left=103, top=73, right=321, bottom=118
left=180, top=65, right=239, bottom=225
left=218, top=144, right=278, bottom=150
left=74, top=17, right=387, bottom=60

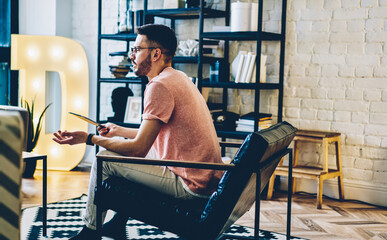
left=52, top=130, right=88, bottom=145
left=97, top=123, right=119, bottom=138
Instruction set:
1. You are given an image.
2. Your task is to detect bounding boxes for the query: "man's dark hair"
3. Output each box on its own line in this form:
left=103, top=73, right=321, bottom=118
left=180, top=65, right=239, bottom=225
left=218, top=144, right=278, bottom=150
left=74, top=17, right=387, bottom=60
left=136, top=24, right=177, bottom=62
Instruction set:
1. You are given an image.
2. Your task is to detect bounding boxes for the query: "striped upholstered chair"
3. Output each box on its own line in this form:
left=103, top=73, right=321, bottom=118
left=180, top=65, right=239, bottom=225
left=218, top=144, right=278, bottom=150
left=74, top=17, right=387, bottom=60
left=0, top=109, right=26, bottom=240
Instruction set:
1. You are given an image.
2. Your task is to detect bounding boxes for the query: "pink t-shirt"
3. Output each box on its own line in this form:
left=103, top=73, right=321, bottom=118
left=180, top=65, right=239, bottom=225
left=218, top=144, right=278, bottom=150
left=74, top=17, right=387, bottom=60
left=142, top=67, right=224, bottom=195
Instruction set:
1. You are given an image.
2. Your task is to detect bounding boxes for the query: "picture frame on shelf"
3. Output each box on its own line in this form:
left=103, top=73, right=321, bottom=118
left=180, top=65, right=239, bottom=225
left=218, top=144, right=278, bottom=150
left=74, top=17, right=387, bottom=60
left=124, top=96, right=142, bottom=124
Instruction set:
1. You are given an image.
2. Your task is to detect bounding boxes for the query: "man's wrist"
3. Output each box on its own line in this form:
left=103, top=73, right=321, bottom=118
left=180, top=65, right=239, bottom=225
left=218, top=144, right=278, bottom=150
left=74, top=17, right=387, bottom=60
left=86, top=133, right=95, bottom=146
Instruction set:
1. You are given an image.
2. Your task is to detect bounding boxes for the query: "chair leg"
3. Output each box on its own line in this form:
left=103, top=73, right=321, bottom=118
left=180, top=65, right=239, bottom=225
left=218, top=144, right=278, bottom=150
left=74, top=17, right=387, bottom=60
left=266, top=174, right=276, bottom=200
left=286, top=149, right=293, bottom=239
left=317, top=177, right=323, bottom=209
left=292, top=142, right=299, bottom=194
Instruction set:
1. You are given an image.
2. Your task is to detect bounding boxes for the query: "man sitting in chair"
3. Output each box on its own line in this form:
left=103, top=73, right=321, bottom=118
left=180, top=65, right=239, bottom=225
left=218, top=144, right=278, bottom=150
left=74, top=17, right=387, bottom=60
left=53, top=24, right=224, bottom=239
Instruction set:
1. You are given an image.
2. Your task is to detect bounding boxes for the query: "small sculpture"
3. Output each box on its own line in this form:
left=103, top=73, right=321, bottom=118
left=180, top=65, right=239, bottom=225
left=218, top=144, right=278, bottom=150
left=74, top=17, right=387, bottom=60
left=107, top=87, right=134, bottom=122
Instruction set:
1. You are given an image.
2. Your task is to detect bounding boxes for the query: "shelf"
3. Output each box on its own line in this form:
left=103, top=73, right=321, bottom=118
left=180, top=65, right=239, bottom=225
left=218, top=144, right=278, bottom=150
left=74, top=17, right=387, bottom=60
left=217, top=130, right=250, bottom=140
left=100, top=33, right=137, bottom=41
left=173, top=56, right=224, bottom=64
left=173, top=56, right=198, bottom=63
left=145, top=7, right=227, bottom=19
left=202, top=81, right=281, bottom=90
left=202, top=31, right=283, bottom=41
left=99, top=77, right=145, bottom=84
left=201, top=56, right=225, bottom=63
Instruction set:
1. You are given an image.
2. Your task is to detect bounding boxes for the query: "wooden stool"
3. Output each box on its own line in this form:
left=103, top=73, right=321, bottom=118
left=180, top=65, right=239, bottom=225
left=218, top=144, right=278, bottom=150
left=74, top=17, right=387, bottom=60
left=267, top=130, right=344, bottom=209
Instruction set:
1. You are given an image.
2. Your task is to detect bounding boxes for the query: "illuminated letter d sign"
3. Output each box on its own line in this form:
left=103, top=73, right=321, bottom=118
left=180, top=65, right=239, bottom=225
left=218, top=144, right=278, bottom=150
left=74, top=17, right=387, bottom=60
left=11, top=35, right=89, bottom=170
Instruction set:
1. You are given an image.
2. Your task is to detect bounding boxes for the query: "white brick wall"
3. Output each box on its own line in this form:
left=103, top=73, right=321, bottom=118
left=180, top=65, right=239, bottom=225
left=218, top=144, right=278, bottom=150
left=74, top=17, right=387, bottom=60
left=283, top=0, right=387, bottom=205
left=71, top=0, right=387, bottom=205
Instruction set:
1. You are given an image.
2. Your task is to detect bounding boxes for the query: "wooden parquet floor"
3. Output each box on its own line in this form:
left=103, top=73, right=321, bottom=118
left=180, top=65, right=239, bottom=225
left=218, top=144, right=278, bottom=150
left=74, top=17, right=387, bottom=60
left=22, top=169, right=387, bottom=240
left=236, top=193, right=387, bottom=240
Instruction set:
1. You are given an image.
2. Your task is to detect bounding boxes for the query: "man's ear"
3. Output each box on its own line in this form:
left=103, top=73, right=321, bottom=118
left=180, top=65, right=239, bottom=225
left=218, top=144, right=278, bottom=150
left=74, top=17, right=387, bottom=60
left=153, top=49, right=161, bottom=61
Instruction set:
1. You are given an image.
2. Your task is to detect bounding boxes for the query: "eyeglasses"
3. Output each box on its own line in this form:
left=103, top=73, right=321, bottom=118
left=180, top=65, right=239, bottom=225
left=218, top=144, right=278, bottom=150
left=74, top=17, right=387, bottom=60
left=130, top=47, right=156, bottom=55
left=129, top=46, right=170, bottom=56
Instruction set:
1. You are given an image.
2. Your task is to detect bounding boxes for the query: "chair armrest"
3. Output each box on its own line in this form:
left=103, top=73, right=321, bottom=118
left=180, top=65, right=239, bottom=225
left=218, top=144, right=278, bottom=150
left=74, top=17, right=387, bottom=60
left=96, top=153, right=235, bottom=171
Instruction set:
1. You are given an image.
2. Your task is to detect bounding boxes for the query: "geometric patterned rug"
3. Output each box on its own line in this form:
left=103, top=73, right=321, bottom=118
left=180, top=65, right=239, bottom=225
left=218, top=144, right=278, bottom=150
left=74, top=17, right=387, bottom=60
left=21, top=195, right=307, bottom=240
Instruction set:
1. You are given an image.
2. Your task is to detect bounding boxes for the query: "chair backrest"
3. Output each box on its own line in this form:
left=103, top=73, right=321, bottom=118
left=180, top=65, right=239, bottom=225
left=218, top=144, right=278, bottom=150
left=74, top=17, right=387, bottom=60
left=200, top=121, right=297, bottom=239
left=0, top=106, right=28, bottom=151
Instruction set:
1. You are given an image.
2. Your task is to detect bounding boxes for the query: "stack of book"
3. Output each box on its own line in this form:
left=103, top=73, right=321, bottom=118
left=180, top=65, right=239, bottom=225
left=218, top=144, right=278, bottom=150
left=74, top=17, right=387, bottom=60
left=234, top=52, right=267, bottom=83
left=236, top=112, right=272, bottom=132
left=202, top=39, right=223, bottom=57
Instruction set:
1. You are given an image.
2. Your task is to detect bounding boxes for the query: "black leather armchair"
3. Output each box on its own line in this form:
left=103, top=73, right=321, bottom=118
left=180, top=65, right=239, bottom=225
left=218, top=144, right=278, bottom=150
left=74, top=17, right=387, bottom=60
left=95, top=121, right=297, bottom=240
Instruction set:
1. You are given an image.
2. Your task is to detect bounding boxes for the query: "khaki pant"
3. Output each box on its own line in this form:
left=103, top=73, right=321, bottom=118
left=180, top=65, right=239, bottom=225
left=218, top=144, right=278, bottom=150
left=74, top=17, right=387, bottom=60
left=83, top=149, right=207, bottom=230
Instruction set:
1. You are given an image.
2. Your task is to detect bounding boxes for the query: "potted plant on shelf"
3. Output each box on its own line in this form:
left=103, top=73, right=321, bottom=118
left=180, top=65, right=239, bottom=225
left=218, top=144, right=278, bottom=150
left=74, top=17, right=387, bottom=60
left=21, top=98, right=52, bottom=178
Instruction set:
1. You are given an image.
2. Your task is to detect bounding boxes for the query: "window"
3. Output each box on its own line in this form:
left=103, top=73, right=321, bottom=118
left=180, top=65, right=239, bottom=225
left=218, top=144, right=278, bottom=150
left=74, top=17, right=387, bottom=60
left=0, top=0, right=18, bottom=105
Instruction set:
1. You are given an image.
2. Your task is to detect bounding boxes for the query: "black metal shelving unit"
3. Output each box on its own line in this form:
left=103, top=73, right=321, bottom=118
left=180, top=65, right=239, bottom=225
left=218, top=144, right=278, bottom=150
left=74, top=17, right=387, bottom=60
left=97, top=0, right=287, bottom=143
left=96, top=0, right=229, bottom=129
left=197, top=0, right=287, bottom=139
left=97, top=0, right=146, bottom=130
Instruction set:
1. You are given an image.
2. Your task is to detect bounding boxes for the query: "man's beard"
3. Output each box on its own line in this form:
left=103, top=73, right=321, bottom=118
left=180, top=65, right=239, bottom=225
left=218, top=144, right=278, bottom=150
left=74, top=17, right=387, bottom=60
left=133, top=54, right=152, bottom=77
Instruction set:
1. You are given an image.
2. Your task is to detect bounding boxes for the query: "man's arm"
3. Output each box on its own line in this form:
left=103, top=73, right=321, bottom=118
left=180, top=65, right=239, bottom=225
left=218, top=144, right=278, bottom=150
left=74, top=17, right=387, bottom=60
left=92, top=119, right=162, bottom=157
left=53, top=119, right=162, bottom=158
left=98, top=123, right=139, bottom=139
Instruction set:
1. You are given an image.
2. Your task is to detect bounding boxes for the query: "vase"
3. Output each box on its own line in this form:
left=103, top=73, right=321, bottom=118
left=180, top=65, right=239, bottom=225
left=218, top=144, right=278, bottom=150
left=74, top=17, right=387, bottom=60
left=23, top=156, right=37, bottom=178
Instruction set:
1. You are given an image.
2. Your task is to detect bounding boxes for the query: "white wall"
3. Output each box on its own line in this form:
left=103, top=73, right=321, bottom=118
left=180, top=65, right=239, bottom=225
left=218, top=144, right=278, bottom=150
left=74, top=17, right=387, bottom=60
left=19, top=0, right=97, bottom=166
left=71, top=0, right=99, bottom=165
left=280, top=0, right=387, bottom=207
left=19, top=0, right=56, bottom=35
left=53, top=0, right=387, bottom=206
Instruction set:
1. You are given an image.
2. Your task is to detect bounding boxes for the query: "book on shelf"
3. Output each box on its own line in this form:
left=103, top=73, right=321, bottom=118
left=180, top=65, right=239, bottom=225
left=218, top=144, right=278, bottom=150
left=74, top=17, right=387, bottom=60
left=236, top=120, right=272, bottom=132
left=236, top=118, right=272, bottom=126
left=236, top=112, right=272, bottom=132
left=250, top=64, right=257, bottom=83
left=250, top=64, right=267, bottom=83
left=233, top=53, right=267, bottom=83
left=240, top=112, right=272, bottom=120
left=202, top=48, right=214, bottom=54
left=252, top=54, right=267, bottom=83
left=244, top=53, right=256, bottom=83
left=234, top=54, right=246, bottom=83
left=239, top=52, right=253, bottom=84
left=236, top=123, right=271, bottom=132
left=201, top=39, right=224, bottom=58
left=202, top=44, right=219, bottom=49
left=201, top=39, right=220, bottom=45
